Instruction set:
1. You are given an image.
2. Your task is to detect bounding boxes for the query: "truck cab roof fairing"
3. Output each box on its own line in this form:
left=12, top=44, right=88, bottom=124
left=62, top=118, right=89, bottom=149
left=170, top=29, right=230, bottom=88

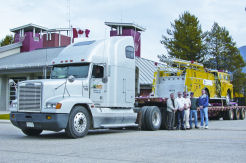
left=51, top=36, right=134, bottom=65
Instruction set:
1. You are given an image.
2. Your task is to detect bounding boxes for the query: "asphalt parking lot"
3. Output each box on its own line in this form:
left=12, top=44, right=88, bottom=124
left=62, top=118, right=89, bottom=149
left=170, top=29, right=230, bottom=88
left=0, top=119, right=246, bottom=163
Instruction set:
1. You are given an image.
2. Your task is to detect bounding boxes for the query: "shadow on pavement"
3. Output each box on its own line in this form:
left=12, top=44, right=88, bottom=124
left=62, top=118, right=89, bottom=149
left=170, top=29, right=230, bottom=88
left=17, top=128, right=138, bottom=139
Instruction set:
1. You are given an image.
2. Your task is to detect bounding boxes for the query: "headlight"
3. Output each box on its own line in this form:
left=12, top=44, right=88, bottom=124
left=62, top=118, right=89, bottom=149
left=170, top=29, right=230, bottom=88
left=46, top=102, right=62, bottom=109
left=11, top=102, right=18, bottom=108
left=46, top=103, right=57, bottom=109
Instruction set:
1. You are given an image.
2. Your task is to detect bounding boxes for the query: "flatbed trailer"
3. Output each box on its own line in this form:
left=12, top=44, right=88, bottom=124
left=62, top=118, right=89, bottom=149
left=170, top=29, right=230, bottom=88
left=135, top=97, right=246, bottom=129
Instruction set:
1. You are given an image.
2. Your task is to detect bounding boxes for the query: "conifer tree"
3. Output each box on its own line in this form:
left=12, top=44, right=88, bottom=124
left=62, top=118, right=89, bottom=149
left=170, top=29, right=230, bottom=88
left=161, top=11, right=206, bottom=62
left=204, top=22, right=245, bottom=72
left=0, top=35, right=13, bottom=46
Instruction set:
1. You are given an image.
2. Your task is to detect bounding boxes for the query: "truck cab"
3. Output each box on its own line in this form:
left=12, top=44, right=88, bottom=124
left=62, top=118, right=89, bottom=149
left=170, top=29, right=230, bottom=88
left=10, top=36, right=138, bottom=138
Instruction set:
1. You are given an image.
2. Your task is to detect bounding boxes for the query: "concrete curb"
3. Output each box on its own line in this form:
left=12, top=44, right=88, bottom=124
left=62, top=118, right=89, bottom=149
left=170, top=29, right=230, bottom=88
left=0, top=119, right=10, bottom=123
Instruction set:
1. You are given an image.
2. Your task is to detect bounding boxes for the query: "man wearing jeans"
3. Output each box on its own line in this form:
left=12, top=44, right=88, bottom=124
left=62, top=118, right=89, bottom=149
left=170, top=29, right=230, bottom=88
left=198, top=89, right=209, bottom=129
left=189, top=92, right=199, bottom=129
left=175, top=92, right=185, bottom=130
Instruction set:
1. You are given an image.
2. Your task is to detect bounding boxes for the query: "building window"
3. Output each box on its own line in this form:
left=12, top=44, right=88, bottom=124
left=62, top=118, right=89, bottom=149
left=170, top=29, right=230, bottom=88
left=125, top=46, right=134, bottom=59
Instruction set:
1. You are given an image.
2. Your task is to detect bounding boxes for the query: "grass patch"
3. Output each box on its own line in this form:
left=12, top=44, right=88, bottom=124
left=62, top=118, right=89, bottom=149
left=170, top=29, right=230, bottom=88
left=0, top=114, right=10, bottom=120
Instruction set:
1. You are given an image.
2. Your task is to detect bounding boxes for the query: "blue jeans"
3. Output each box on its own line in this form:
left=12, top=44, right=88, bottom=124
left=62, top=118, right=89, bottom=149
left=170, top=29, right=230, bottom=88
left=177, top=110, right=184, bottom=129
left=189, top=110, right=198, bottom=127
left=200, top=107, right=208, bottom=126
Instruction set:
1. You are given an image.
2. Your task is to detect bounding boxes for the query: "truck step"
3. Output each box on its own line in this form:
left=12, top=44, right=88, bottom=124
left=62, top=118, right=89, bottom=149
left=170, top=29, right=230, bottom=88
left=100, top=123, right=138, bottom=129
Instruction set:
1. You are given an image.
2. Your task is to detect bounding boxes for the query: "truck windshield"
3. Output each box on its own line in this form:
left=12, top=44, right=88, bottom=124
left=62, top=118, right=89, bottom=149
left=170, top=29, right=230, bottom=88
left=51, top=64, right=90, bottom=79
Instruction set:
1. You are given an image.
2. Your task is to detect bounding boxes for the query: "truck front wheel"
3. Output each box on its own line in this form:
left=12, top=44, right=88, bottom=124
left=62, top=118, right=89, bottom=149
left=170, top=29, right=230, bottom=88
left=65, top=106, right=91, bottom=138
left=21, top=128, right=43, bottom=136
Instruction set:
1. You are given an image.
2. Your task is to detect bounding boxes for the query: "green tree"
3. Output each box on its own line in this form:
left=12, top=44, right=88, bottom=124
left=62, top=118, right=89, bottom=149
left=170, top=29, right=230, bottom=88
left=161, top=11, right=206, bottom=62
left=0, top=35, right=14, bottom=46
left=204, top=22, right=245, bottom=95
left=232, top=70, right=246, bottom=96
left=204, top=22, right=245, bottom=72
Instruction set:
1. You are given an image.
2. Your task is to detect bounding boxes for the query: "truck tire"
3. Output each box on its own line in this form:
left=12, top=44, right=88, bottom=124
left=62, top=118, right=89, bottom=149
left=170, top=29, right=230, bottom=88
left=140, top=106, right=148, bottom=130
left=145, top=106, right=162, bottom=131
left=160, top=108, right=168, bottom=130
left=21, top=128, right=43, bottom=136
left=222, top=111, right=227, bottom=120
left=234, top=108, right=240, bottom=120
left=240, top=108, right=245, bottom=120
left=227, top=109, right=234, bottom=120
left=65, top=106, right=91, bottom=138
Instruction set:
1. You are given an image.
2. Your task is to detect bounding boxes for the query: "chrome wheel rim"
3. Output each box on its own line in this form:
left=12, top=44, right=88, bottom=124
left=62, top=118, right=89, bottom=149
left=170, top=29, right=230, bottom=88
left=74, top=112, right=87, bottom=133
left=152, top=111, right=161, bottom=127
left=230, top=110, right=233, bottom=119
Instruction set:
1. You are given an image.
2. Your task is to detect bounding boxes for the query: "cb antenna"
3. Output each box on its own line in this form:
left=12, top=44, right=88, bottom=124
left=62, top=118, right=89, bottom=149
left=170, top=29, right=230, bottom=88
left=67, top=0, right=71, bottom=28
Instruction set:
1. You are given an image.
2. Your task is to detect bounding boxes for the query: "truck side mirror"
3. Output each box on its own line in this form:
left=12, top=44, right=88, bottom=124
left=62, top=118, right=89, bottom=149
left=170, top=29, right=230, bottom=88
left=9, top=79, right=16, bottom=86
left=68, top=75, right=75, bottom=83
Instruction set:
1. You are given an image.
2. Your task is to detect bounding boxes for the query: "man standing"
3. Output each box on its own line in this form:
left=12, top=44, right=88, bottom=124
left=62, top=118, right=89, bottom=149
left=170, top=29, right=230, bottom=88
left=175, top=92, right=185, bottom=130
left=183, top=92, right=191, bottom=129
left=167, top=93, right=177, bottom=130
left=198, top=89, right=209, bottom=129
left=189, top=92, right=199, bottom=129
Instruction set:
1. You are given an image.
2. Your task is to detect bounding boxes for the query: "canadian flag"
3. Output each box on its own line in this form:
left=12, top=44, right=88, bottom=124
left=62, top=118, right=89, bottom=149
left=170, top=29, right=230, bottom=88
left=73, top=28, right=90, bottom=38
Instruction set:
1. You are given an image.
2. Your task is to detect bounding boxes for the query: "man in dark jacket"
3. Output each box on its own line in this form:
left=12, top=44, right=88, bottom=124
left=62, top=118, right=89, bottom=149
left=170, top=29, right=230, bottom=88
left=198, top=89, right=209, bottom=129
left=189, top=92, right=199, bottom=129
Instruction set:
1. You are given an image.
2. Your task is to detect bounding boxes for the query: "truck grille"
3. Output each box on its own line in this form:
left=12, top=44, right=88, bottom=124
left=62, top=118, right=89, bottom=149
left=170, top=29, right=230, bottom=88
left=18, top=82, right=42, bottom=111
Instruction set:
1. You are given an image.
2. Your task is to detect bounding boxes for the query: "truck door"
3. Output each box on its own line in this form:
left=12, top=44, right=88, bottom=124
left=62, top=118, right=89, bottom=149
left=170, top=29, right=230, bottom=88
left=90, top=65, right=105, bottom=104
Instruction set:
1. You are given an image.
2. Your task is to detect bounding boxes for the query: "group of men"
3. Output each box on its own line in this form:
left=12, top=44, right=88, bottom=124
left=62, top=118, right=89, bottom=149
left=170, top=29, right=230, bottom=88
left=166, top=89, right=209, bottom=130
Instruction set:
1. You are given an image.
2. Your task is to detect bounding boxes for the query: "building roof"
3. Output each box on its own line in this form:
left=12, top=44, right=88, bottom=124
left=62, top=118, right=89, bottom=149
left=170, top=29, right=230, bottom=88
left=0, top=47, right=65, bottom=73
left=10, top=23, right=48, bottom=33
left=0, top=42, right=22, bottom=53
left=105, top=22, right=146, bottom=31
left=0, top=46, right=171, bottom=85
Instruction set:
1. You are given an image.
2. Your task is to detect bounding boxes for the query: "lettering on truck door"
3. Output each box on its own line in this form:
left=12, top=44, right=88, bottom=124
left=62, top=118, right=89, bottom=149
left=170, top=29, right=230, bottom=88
left=90, top=65, right=105, bottom=104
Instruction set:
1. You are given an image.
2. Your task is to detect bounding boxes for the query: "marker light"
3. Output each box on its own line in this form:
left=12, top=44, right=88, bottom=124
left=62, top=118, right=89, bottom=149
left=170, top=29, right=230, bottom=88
left=55, top=103, right=62, bottom=109
left=46, top=115, right=52, bottom=120
left=81, top=59, right=85, bottom=61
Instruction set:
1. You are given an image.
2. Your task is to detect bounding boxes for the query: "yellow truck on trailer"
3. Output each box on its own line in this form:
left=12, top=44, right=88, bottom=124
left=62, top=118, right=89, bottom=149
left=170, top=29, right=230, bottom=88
left=152, top=57, right=233, bottom=105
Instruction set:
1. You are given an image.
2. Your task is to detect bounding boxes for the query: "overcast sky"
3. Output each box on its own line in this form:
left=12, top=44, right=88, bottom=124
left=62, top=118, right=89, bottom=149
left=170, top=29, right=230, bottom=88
left=1, top=0, right=246, bottom=61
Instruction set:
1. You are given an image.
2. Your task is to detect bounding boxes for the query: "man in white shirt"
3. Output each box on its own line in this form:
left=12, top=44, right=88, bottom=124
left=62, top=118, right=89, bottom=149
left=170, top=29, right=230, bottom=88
left=175, top=92, right=185, bottom=130
left=183, top=92, right=191, bottom=129
left=166, top=93, right=177, bottom=130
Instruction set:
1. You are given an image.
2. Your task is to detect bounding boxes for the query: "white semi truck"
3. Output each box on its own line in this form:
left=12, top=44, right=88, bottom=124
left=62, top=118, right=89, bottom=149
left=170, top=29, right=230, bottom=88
left=9, top=26, right=163, bottom=138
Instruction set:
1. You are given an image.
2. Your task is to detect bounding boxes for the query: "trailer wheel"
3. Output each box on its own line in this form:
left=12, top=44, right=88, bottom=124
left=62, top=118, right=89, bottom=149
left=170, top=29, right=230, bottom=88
left=240, top=108, right=245, bottom=120
left=160, top=108, right=168, bottom=130
left=21, top=128, right=43, bottom=136
left=145, top=106, right=162, bottom=131
left=65, top=106, right=91, bottom=138
left=234, top=108, right=240, bottom=120
left=227, top=109, right=234, bottom=120
left=140, top=106, right=149, bottom=130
